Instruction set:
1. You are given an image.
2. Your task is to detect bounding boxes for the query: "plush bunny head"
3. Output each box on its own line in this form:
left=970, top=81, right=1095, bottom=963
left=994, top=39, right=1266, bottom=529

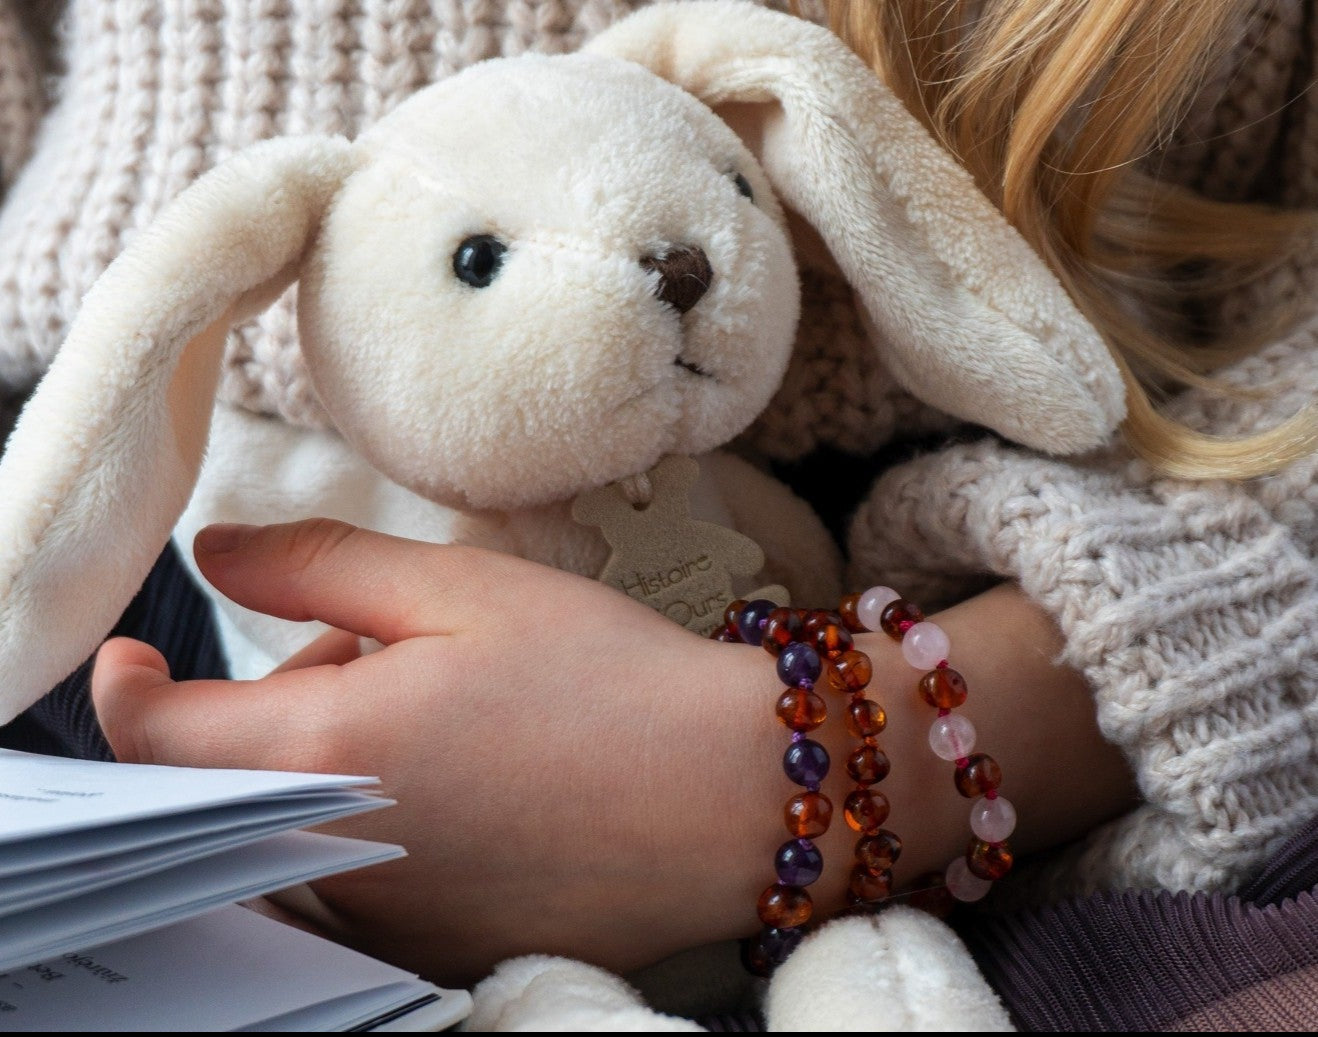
left=0, top=0, right=1125, bottom=721
left=304, top=54, right=797, bottom=509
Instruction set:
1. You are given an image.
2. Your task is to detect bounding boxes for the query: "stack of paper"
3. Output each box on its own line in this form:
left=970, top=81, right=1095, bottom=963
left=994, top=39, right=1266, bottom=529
left=0, top=749, right=471, bottom=1030
left=0, top=906, right=470, bottom=1031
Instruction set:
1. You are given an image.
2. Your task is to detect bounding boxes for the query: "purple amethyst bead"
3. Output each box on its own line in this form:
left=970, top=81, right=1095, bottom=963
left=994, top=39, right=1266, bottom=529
left=775, top=839, right=824, bottom=886
left=761, top=926, right=805, bottom=965
left=776, top=642, right=822, bottom=686
left=783, top=739, right=829, bottom=785
left=735, top=598, right=778, bottom=646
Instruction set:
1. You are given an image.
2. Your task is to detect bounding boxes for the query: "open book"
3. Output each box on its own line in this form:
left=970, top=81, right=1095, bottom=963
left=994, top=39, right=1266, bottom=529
left=0, top=749, right=471, bottom=1030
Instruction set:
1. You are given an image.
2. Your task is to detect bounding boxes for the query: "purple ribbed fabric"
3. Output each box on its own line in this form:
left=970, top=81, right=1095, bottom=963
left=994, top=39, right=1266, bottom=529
left=962, top=817, right=1318, bottom=1031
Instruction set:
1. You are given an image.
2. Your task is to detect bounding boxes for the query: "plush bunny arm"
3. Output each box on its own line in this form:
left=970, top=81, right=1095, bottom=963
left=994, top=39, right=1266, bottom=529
left=589, top=1, right=1125, bottom=453
left=0, top=136, right=355, bottom=722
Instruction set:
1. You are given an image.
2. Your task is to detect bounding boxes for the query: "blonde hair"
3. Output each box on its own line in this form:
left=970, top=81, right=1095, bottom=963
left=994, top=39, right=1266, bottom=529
left=821, top=0, right=1318, bottom=478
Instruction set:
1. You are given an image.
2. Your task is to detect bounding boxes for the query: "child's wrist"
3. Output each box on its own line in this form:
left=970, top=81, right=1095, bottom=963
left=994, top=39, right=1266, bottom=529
left=717, top=581, right=1139, bottom=972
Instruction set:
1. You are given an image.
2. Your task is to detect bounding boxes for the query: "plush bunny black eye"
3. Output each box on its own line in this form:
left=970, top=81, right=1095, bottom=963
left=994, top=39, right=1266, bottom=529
left=731, top=172, right=754, bottom=202
left=453, top=235, right=507, bottom=288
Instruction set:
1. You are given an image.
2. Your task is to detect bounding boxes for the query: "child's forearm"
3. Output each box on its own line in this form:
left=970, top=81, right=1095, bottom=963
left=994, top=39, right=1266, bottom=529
left=697, top=580, right=1138, bottom=940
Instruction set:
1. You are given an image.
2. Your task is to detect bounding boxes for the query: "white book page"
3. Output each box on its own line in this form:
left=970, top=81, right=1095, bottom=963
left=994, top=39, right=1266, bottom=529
left=0, top=905, right=470, bottom=1032
left=0, top=791, right=385, bottom=879
left=0, top=749, right=377, bottom=840
left=0, top=794, right=390, bottom=916
left=0, top=831, right=403, bottom=971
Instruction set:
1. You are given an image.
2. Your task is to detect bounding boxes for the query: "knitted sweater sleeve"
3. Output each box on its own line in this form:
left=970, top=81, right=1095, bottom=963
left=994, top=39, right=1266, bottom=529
left=0, top=1, right=44, bottom=193
left=847, top=330, right=1318, bottom=895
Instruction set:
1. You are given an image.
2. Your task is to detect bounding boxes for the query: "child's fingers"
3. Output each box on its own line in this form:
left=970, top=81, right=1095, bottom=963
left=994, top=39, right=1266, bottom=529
left=90, top=639, right=177, bottom=764
left=192, top=519, right=522, bottom=643
left=92, top=636, right=361, bottom=772
left=96, top=636, right=171, bottom=681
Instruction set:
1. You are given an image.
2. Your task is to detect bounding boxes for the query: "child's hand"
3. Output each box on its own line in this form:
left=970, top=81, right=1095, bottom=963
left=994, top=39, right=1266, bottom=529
left=92, top=520, right=796, bottom=983
left=91, top=519, right=1135, bottom=985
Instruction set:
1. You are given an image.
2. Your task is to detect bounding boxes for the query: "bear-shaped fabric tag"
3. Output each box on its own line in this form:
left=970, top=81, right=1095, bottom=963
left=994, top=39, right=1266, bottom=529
left=573, top=455, right=789, bottom=637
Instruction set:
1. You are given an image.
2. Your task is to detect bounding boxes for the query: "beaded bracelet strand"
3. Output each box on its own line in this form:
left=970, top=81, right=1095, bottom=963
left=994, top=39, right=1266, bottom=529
left=853, top=587, right=1017, bottom=903
left=720, top=598, right=828, bottom=975
left=716, top=597, right=902, bottom=974
left=829, top=597, right=902, bottom=909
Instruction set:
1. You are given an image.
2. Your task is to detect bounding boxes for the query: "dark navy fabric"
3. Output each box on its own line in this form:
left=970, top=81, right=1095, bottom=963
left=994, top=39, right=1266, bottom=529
left=0, top=541, right=228, bottom=761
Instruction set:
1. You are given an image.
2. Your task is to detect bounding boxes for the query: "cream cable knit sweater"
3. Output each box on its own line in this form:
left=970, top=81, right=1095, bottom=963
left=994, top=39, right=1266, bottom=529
left=0, top=4, right=43, bottom=193
left=0, top=0, right=1315, bottom=898
left=850, top=337, right=1318, bottom=894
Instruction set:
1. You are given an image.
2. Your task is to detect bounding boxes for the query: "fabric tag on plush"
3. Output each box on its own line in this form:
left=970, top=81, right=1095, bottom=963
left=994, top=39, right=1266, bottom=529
left=572, top=455, right=787, bottom=637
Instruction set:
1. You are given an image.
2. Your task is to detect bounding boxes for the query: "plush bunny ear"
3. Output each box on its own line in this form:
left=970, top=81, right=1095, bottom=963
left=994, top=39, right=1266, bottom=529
left=587, top=1, right=1125, bottom=451
left=0, top=136, right=356, bottom=721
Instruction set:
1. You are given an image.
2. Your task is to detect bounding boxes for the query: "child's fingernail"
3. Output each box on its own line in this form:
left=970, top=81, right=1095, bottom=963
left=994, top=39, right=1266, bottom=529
left=196, top=523, right=259, bottom=555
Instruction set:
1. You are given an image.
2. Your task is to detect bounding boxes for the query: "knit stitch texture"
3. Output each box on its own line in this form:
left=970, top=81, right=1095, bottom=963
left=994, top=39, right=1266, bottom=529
left=0, top=2, right=43, bottom=191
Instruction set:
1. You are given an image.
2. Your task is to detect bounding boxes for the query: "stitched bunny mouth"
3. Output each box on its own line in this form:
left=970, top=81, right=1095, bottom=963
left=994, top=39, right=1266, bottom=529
left=673, top=356, right=714, bottom=379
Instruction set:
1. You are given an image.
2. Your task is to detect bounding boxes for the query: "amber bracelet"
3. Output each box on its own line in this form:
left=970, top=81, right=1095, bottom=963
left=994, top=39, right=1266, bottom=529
left=716, top=597, right=902, bottom=975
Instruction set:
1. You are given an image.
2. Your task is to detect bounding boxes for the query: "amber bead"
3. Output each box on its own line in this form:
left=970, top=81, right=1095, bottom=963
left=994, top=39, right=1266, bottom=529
left=846, top=744, right=891, bottom=785
left=848, top=863, right=893, bottom=904
left=906, top=873, right=956, bottom=919
left=828, top=650, right=873, bottom=693
left=710, top=626, right=737, bottom=642
left=812, top=624, right=853, bottom=661
left=744, top=941, right=773, bottom=977
left=878, top=599, right=925, bottom=640
left=724, top=599, right=749, bottom=630
left=838, top=592, right=866, bottom=633
left=966, top=838, right=1014, bottom=880
left=761, top=607, right=805, bottom=656
left=785, top=791, right=833, bottom=838
left=954, top=753, right=1002, bottom=798
left=845, top=699, right=887, bottom=738
left=843, top=788, right=890, bottom=833
left=757, top=883, right=813, bottom=928
left=775, top=687, right=827, bottom=732
left=802, top=608, right=843, bottom=631
left=919, top=667, right=969, bottom=709
left=855, top=830, right=903, bottom=872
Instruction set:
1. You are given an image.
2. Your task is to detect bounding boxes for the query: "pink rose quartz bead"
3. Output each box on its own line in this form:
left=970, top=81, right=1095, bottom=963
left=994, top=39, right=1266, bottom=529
left=929, top=714, right=977, bottom=761
left=902, top=621, right=950, bottom=670
left=857, top=586, right=901, bottom=632
left=945, top=856, right=993, bottom=902
left=970, top=795, right=1018, bottom=843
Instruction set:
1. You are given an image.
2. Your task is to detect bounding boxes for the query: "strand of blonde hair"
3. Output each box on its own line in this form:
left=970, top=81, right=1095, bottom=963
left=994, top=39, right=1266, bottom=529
left=821, top=0, right=1318, bottom=478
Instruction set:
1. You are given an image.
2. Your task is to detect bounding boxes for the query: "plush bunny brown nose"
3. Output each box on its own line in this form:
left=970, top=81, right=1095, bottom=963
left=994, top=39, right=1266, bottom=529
left=641, top=246, right=713, bottom=315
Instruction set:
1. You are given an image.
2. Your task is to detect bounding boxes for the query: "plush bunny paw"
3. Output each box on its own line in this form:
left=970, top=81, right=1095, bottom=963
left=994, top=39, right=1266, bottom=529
left=765, top=908, right=1015, bottom=1032
left=466, top=955, right=706, bottom=1032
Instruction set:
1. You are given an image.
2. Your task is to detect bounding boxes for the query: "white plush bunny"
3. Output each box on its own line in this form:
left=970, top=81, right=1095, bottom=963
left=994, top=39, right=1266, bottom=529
left=0, top=1, right=1125, bottom=1027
